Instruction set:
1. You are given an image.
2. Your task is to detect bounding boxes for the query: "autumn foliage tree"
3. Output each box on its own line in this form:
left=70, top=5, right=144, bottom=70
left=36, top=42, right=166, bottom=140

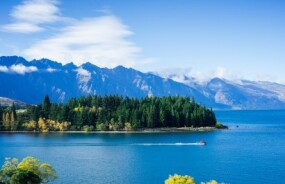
left=165, top=174, right=219, bottom=184
left=0, top=156, right=57, bottom=184
left=1, top=104, right=17, bottom=131
left=165, top=174, right=196, bottom=184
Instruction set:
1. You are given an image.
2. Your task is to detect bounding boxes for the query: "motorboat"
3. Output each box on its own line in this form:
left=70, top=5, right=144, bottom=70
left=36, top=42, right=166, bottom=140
left=198, top=141, right=207, bottom=145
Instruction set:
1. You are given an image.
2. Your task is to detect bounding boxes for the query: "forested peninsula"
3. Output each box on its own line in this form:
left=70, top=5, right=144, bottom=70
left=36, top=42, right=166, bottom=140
left=0, top=95, right=217, bottom=132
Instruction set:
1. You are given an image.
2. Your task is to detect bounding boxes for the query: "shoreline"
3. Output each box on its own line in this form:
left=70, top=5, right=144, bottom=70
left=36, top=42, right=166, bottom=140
left=0, top=127, right=222, bottom=134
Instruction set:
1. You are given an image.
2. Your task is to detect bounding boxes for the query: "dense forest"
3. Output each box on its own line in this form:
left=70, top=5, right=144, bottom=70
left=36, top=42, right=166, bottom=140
left=0, top=95, right=217, bottom=132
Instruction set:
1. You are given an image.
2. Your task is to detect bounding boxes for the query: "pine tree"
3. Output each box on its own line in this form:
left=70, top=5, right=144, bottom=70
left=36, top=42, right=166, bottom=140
left=11, top=103, right=17, bottom=120
left=42, top=95, right=51, bottom=119
left=10, top=103, right=17, bottom=130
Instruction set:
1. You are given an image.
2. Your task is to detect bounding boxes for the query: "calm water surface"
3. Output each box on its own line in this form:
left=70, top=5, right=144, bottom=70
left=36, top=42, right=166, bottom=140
left=1, top=110, right=285, bottom=184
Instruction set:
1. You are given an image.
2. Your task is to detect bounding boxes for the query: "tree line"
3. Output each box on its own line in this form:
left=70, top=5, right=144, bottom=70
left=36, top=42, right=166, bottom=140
left=0, top=95, right=217, bottom=132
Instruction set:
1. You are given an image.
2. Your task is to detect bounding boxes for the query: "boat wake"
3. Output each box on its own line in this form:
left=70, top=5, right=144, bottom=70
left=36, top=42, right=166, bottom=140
left=5, top=142, right=206, bottom=147
left=131, top=142, right=204, bottom=146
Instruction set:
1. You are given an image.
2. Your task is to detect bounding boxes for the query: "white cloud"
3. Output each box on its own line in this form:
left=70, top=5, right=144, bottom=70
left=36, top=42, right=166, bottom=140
left=0, top=64, right=38, bottom=74
left=2, top=0, right=60, bottom=33
left=75, top=67, right=91, bottom=78
left=2, top=0, right=154, bottom=68
left=212, top=66, right=235, bottom=79
left=10, top=64, right=38, bottom=74
left=189, top=66, right=239, bottom=83
left=76, top=67, right=92, bottom=93
left=254, top=73, right=276, bottom=82
left=155, top=66, right=240, bottom=84
left=155, top=67, right=193, bottom=83
left=11, top=0, right=60, bottom=23
left=2, top=22, right=43, bottom=33
left=192, top=66, right=240, bottom=83
left=46, top=67, right=58, bottom=72
left=23, top=16, right=151, bottom=68
left=0, top=66, right=9, bottom=72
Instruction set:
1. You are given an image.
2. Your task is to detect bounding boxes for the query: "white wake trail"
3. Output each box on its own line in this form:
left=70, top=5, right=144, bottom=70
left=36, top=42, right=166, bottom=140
left=131, top=142, right=204, bottom=146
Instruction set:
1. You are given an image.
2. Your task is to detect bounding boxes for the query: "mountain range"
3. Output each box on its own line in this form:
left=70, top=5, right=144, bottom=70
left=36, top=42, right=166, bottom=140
left=0, top=97, right=27, bottom=108
left=0, top=56, right=284, bottom=110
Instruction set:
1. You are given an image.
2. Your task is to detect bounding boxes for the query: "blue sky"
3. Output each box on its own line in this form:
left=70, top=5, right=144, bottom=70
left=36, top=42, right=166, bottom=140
left=0, top=0, right=285, bottom=82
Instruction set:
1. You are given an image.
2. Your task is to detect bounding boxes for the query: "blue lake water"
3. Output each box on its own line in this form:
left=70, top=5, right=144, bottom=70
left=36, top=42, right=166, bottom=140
left=1, top=110, right=285, bottom=183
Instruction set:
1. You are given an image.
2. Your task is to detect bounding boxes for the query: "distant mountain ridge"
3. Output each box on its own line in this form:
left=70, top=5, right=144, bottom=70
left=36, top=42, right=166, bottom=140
left=157, top=73, right=285, bottom=110
left=0, top=56, right=285, bottom=110
left=0, top=97, right=27, bottom=108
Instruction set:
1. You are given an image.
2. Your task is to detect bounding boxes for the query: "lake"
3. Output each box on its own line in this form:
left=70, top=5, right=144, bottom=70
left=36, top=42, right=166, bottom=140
left=1, top=110, right=285, bottom=183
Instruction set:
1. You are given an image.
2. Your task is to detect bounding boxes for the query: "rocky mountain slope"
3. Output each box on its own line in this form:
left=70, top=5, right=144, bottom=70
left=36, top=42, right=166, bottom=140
left=1, top=56, right=284, bottom=109
left=0, top=97, right=28, bottom=108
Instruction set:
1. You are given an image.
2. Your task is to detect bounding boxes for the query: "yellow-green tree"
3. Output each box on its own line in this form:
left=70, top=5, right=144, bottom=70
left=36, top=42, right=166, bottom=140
left=0, top=156, right=57, bottom=184
left=4, top=112, right=10, bottom=130
left=201, top=180, right=218, bottom=184
left=124, top=122, right=132, bottom=131
left=38, top=118, right=49, bottom=132
left=165, top=174, right=196, bottom=184
left=165, top=174, right=219, bottom=184
left=23, top=120, right=37, bottom=131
